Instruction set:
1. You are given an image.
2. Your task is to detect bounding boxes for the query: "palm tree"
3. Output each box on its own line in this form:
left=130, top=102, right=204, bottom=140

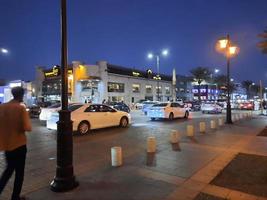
left=214, top=75, right=236, bottom=97
left=258, top=28, right=267, bottom=54
left=190, top=67, right=211, bottom=101
left=242, top=80, right=253, bottom=98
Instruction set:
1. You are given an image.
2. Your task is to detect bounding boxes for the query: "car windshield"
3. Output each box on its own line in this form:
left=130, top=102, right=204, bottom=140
left=48, top=103, right=61, bottom=108
left=152, top=103, right=168, bottom=107
left=143, top=102, right=156, bottom=104
left=69, top=104, right=83, bottom=112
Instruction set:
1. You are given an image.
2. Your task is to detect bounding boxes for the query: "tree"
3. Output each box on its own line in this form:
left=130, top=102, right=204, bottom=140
left=242, top=80, right=253, bottom=98
left=258, top=28, right=267, bottom=54
left=214, top=75, right=236, bottom=96
left=190, top=67, right=211, bottom=101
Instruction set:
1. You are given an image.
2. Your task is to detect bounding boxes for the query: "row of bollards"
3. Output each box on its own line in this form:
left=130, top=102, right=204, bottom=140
left=110, top=112, right=253, bottom=167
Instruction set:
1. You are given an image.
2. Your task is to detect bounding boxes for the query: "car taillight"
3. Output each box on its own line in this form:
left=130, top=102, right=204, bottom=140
left=248, top=104, right=252, bottom=107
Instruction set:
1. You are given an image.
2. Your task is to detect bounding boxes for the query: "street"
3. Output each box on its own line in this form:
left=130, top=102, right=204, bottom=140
left=0, top=109, right=257, bottom=199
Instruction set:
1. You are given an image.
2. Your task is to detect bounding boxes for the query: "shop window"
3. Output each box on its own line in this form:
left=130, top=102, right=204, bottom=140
left=132, top=84, right=140, bottom=93
left=156, top=86, right=162, bottom=94
left=165, top=87, right=170, bottom=94
left=108, top=82, right=124, bottom=93
left=145, top=85, right=152, bottom=93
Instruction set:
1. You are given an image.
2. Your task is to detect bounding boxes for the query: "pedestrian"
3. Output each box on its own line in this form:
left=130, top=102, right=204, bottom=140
left=0, top=87, right=32, bottom=200
left=102, top=99, right=106, bottom=104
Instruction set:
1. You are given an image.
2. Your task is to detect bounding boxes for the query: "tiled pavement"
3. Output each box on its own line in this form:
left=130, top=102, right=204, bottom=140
left=1, top=113, right=267, bottom=200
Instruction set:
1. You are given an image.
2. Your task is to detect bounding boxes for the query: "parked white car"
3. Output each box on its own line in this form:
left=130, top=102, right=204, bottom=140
left=39, top=103, right=61, bottom=121
left=147, top=102, right=189, bottom=120
left=201, top=102, right=223, bottom=114
left=47, top=104, right=131, bottom=135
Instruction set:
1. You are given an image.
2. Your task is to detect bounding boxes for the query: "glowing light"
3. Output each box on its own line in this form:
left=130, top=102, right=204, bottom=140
left=147, top=53, right=153, bottom=59
left=215, top=69, right=220, bottom=73
left=162, top=49, right=168, bottom=56
left=230, top=78, right=234, bottom=82
left=229, top=46, right=237, bottom=55
left=1, top=48, right=8, bottom=54
left=218, top=39, right=228, bottom=49
left=68, top=75, right=73, bottom=80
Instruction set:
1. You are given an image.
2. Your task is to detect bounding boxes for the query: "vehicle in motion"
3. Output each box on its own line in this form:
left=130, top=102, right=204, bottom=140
left=201, top=102, right=223, bottom=114
left=107, top=102, right=130, bottom=113
left=39, top=103, right=61, bottom=121
left=26, top=104, right=41, bottom=118
left=47, top=104, right=131, bottom=135
left=141, top=101, right=159, bottom=115
left=147, top=102, right=189, bottom=121
left=239, top=102, right=254, bottom=110
left=184, top=101, right=201, bottom=111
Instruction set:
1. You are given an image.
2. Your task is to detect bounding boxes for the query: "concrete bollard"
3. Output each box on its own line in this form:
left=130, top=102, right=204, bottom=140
left=232, top=115, right=236, bottom=122
left=210, top=120, right=216, bottom=129
left=187, top=125, right=194, bottom=137
left=199, top=122, right=206, bottom=134
left=235, top=114, right=239, bottom=121
left=218, top=118, right=224, bottom=126
left=240, top=113, right=243, bottom=120
left=147, top=136, right=156, bottom=153
left=170, top=130, right=179, bottom=144
left=111, top=146, right=122, bottom=167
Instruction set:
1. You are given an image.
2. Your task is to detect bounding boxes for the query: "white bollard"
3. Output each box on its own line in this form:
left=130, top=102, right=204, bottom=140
left=218, top=118, right=224, bottom=126
left=111, top=146, right=122, bottom=167
left=210, top=120, right=216, bottom=129
left=239, top=113, right=243, bottom=120
left=235, top=114, right=239, bottom=121
left=187, top=125, right=194, bottom=137
left=170, top=130, right=179, bottom=143
left=147, top=136, right=156, bottom=153
left=199, top=122, right=206, bottom=134
left=232, top=115, right=236, bottom=122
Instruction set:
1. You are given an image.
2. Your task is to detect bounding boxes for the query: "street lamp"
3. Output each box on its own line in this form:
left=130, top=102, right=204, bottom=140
left=217, top=34, right=239, bottom=124
left=50, top=0, right=78, bottom=192
left=147, top=49, right=168, bottom=101
left=0, top=48, right=8, bottom=54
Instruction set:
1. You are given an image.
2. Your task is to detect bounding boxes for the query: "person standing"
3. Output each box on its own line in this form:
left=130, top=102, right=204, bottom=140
left=0, top=87, right=32, bottom=200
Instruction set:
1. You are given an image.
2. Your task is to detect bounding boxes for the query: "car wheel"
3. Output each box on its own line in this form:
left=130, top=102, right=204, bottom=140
left=169, top=113, right=174, bottom=121
left=202, top=111, right=205, bottom=114
left=78, top=121, right=90, bottom=135
left=151, top=118, right=155, bottom=121
left=184, top=111, right=189, bottom=119
left=120, top=117, right=128, bottom=128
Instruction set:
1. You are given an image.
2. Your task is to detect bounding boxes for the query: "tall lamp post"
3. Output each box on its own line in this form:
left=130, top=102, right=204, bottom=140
left=50, top=0, right=78, bottom=192
left=217, top=34, right=238, bottom=124
left=147, top=49, right=168, bottom=101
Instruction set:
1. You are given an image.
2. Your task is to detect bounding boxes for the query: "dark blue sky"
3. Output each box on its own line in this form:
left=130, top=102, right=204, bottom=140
left=0, top=0, right=267, bottom=85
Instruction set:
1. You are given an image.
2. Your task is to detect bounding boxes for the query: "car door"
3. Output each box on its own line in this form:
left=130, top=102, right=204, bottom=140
left=170, top=103, right=179, bottom=118
left=83, top=105, right=105, bottom=129
left=99, top=105, right=118, bottom=127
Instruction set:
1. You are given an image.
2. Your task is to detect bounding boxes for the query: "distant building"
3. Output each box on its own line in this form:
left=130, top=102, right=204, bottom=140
left=175, top=75, right=193, bottom=101
left=35, top=61, right=177, bottom=105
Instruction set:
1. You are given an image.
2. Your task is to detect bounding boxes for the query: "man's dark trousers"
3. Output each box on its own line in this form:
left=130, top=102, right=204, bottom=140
left=0, top=145, right=27, bottom=200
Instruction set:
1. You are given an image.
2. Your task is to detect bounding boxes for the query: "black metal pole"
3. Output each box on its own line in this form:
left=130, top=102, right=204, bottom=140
left=226, top=34, right=232, bottom=124
left=50, top=0, right=78, bottom=192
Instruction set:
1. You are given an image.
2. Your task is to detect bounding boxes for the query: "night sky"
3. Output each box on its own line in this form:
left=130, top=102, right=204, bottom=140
left=0, top=0, right=267, bottom=85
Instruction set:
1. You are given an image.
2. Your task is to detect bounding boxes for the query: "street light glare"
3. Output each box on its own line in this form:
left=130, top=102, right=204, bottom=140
left=229, top=46, right=238, bottom=55
left=162, top=49, right=168, bottom=56
left=147, top=53, right=153, bottom=59
left=1, top=48, right=8, bottom=54
left=215, top=69, right=219, bottom=73
left=218, top=39, right=228, bottom=49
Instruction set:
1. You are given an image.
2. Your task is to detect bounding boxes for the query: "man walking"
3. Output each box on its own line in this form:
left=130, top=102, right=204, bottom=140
left=0, top=87, right=32, bottom=200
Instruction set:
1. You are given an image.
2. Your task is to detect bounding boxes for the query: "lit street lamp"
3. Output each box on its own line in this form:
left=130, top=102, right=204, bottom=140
left=0, top=48, right=8, bottom=54
left=147, top=49, right=168, bottom=101
left=50, top=0, right=78, bottom=192
left=217, top=34, right=239, bottom=124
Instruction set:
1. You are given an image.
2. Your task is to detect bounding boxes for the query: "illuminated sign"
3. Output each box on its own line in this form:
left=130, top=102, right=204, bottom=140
left=132, top=71, right=140, bottom=77
left=44, top=66, right=73, bottom=78
left=9, top=82, right=22, bottom=88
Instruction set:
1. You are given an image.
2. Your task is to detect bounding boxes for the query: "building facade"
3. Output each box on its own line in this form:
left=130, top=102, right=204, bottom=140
left=35, top=61, right=176, bottom=105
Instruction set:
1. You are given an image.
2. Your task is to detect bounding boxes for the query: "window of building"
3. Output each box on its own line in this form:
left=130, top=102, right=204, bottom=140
left=179, top=88, right=185, bottom=93
left=108, top=96, right=124, bottom=102
left=145, top=85, right=152, bottom=93
left=165, top=87, right=170, bottom=94
left=156, top=86, right=162, bottom=94
left=132, top=84, right=140, bottom=93
left=108, top=82, right=124, bottom=93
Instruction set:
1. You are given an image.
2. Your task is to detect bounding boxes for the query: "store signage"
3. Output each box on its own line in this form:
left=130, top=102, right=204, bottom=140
left=9, top=82, right=22, bottom=88
left=44, top=66, right=73, bottom=78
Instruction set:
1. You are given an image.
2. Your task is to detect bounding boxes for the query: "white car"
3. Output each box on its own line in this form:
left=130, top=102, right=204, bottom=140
left=147, top=102, right=189, bottom=120
left=201, top=102, right=223, bottom=114
left=39, top=103, right=61, bottom=121
left=47, top=104, right=131, bottom=135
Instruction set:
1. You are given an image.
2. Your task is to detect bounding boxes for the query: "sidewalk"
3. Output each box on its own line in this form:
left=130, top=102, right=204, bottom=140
left=3, top=114, right=267, bottom=200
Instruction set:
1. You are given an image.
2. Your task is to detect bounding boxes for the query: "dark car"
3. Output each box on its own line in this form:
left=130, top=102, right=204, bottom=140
left=26, top=105, right=41, bottom=118
left=184, top=101, right=201, bottom=111
left=107, top=102, right=130, bottom=113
